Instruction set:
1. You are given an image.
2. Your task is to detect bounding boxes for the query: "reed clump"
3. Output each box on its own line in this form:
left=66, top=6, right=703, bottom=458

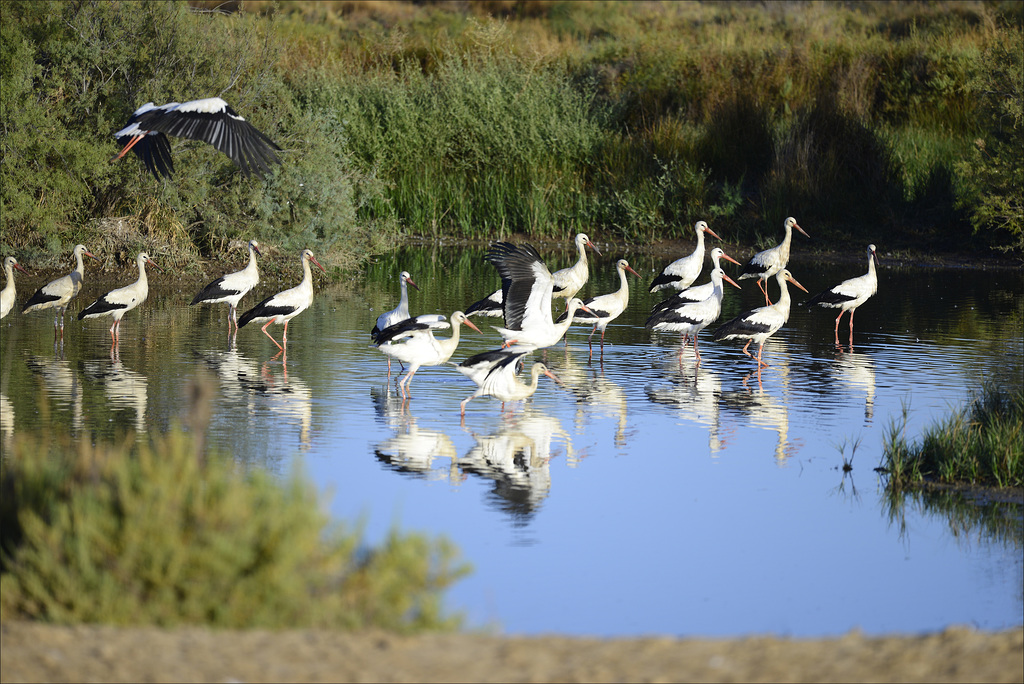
left=0, top=429, right=469, bottom=631
left=881, top=385, right=1024, bottom=491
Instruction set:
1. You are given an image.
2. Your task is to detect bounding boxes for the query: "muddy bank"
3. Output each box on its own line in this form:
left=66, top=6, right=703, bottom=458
left=2, top=622, right=1021, bottom=683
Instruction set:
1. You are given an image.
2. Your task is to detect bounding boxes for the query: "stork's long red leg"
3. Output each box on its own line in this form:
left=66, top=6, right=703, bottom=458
left=261, top=319, right=284, bottom=351
left=113, top=134, right=145, bottom=160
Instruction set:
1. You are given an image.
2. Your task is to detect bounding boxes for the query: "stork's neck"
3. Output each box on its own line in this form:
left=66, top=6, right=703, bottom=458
left=774, top=276, right=794, bottom=320
left=247, top=245, right=259, bottom=272
left=298, top=256, right=315, bottom=295
left=616, top=264, right=630, bottom=297
left=3, top=262, right=13, bottom=285
left=694, top=229, right=707, bottom=257
left=136, top=257, right=149, bottom=288
left=73, top=250, right=86, bottom=276
left=438, top=321, right=464, bottom=361
left=397, top=277, right=410, bottom=311
left=867, top=252, right=877, bottom=279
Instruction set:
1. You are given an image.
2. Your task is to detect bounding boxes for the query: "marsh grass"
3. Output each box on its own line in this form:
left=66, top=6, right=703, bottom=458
left=0, top=427, right=469, bottom=631
left=881, top=385, right=1024, bottom=491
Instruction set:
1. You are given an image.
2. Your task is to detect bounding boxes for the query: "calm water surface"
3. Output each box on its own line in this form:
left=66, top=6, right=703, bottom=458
left=1, top=243, right=1022, bottom=637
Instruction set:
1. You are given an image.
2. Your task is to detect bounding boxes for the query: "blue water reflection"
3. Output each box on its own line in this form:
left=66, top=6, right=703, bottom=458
left=0, top=245, right=1021, bottom=638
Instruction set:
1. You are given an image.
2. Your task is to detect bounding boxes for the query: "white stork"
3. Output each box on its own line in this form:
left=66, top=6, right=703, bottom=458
left=78, top=252, right=162, bottom=343
left=466, top=233, right=600, bottom=317
left=557, top=258, right=641, bottom=360
left=551, top=232, right=602, bottom=301
left=804, top=244, right=878, bottom=345
left=374, top=311, right=482, bottom=398
left=648, top=221, right=723, bottom=293
left=650, top=247, right=742, bottom=312
left=738, top=216, right=810, bottom=305
left=486, top=242, right=592, bottom=350
left=113, top=97, right=282, bottom=179
left=23, top=244, right=101, bottom=337
left=712, top=268, right=808, bottom=368
left=190, top=239, right=262, bottom=332
left=646, top=267, right=742, bottom=365
left=456, top=349, right=560, bottom=416
left=237, top=249, right=326, bottom=354
left=1, top=257, right=29, bottom=320
left=371, top=270, right=420, bottom=341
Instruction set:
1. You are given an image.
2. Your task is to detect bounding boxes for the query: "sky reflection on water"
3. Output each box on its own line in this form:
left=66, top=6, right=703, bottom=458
left=1, top=245, right=1021, bottom=637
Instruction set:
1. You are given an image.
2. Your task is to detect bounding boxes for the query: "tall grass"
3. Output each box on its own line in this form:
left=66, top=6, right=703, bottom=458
left=0, top=426, right=469, bottom=630
left=881, top=385, right=1024, bottom=491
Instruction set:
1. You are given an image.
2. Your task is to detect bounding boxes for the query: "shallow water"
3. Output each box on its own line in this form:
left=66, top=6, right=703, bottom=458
left=1, top=244, right=1022, bottom=637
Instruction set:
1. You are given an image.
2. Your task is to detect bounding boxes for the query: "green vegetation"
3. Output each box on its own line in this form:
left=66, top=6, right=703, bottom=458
left=0, top=426, right=469, bottom=630
left=2, top=1, right=1023, bottom=266
left=881, top=385, right=1024, bottom=491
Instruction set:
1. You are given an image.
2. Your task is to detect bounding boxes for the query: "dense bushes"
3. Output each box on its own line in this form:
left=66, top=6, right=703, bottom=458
left=2, top=1, right=1021, bottom=259
left=0, top=427, right=469, bottom=630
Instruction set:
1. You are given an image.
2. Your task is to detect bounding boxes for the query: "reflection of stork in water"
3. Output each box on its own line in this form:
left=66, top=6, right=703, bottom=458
left=457, top=408, right=568, bottom=522
left=567, top=365, right=629, bottom=452
left=833, top=350, right=876, bottom=423
left=375, top=416, right=460, bottom=483
left=82, top=346, right=149, bottom=435
left=720, top=379, right=797, bottom=462
left=644, top=360, right=729, bottom=456
left=256, top=360, right=313, bottom=451
left=26, top=353, right=84, bottom=433
left=0, top=391, right=14, bottom=451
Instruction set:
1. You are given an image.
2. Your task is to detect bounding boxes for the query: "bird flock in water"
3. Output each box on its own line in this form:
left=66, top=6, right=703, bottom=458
left=1, top=97, right=879, bottom=416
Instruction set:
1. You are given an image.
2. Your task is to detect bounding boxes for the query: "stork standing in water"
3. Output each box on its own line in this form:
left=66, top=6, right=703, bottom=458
left=237, top=249, right=326, bottom=355
left=646, top=267, right=742, bottom=366
left=712, top=268, right=808, bottom=368
left=112, top=97, right=282, bottom=179
left=648, top=221, right=723, bottom=293
left=1, top=257, right=29, bottom=320
left=78, top=252, right=162, bottom=344
left=466, top=233, right=600, bottom=318
left=486, top=242, right=592, bottom=350
left=23, top=244, right=101, bottom=338
left=372, top=271, right=423, bottom=375
left=557, top=258, right=641, bottom=360
left=804, top=244, right=878, bottom=346
left=738, top=217, right=809, bottom=305
left=375, top=311, right=482, bottom=398
left=190, top=239, right=262, bottom=333
left=456, top=349, right=560, bottom=416
left=649, top=247, right=742, bottom=314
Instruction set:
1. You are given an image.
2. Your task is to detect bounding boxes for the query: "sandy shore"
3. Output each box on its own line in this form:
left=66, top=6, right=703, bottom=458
left=2, top=621, right=1021, bottom=683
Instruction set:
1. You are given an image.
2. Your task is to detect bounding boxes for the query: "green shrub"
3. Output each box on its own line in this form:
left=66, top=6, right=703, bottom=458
left=0, top=429, right=469, bottom=631
left=881, top=385, right=1024, bottom=491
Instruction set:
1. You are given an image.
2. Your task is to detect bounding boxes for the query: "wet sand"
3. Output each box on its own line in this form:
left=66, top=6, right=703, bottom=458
left=2, top=621, right=1021, bottom=683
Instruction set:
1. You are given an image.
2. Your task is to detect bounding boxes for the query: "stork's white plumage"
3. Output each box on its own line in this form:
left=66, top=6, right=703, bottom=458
left=739, top=217, right=809, bottom=305
left=551, top=232, right=602, bottom=301
left=805, top=244, right=878, bottom=345
left=113, top=97, right=282, bottom=179
left=457, top=349, right=560, bottom=416
left=78, top=252, right=161, bottom=343
left=647, top=267, right=741, bottom=365
left=1, top=256, right=29, bottom=319
left=23, top=244, right=101, bottom=337
left=485, top=242, right=591, bottom=350
left=237, top=249, right=326, bottom=353
left=650, top=248, right=742, bottom=313
left=371, top=271, right=420, bottom=341
left=466, top=233, right=600, bottom=317
left=648, top=221, right=722, bottom=293
left=375, top=311, right=482, bottom=398
left=712, top=268, right=808, bottom=368
left=190, top=239, right=262, bottom=331
left=557, top=258, right=641, bottom=360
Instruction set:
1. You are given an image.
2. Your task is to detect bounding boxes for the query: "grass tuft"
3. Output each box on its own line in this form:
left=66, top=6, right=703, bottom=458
left=880, top=384, right=1024, bottom=491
